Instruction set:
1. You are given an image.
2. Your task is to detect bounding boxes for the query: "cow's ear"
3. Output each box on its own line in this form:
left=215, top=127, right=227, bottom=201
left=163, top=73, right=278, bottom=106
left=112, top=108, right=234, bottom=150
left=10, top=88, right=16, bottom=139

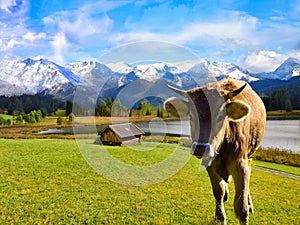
left=226, top=100, right=251, bottom=122
left=164, top=97, right=189, bottom=117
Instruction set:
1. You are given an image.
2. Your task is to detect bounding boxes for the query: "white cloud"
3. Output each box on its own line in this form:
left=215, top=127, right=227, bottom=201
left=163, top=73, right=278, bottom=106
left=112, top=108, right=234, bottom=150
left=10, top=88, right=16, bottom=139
left=0, top=39, right=19, bottom=51
left=42, top=2, right=117, bottom=63
left=0, top=0, right=27, bottom=15
left=58, top=14, right=113, bottom=38
left=240, top=50, right=286, bottom=73
left=240, top=49, right=300, bottom=73
left=110, top=10, right=261, bottom=53
left=50, top=33, right=70, bottom=64
left=22, top=32, right=46, bottom=42
left=0, top=0, right=17, bottom=13
left=286, top=50, right=300, bottom=60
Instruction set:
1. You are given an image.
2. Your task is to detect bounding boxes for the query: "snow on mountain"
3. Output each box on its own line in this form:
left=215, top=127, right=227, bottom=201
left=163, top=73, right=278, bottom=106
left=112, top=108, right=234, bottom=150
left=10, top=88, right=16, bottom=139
left=65, top=61, right=113, bottom=80
left=188, top=59, right=259, bottom=84
left=1, top=57, right=300, bottom=98
left=0, top=58, right=82, bottom=97
left=252, top=57, right=300, bottom=80
left=108, top=63, right=197, bottom=89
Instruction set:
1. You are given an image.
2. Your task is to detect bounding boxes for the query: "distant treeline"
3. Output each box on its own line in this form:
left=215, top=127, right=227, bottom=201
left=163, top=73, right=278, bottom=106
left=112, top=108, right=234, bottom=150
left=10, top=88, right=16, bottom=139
left=94, top=97, right=164, bottom=117
left=260, top=88, right=300, bottom=111
left=0, top=94, right=65, bottom=115
left=0, top=86, right=299, bottom=118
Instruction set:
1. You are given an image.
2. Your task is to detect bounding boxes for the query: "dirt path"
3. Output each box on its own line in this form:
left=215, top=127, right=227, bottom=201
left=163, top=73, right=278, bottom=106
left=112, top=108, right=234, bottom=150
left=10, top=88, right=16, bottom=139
left=254, top=165, right=300, bottom=181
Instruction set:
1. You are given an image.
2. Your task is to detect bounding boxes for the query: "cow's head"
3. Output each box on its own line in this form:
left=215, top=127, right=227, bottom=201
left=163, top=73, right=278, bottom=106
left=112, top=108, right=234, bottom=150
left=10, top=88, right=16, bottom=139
left=164, top=82, right=250, bottom=167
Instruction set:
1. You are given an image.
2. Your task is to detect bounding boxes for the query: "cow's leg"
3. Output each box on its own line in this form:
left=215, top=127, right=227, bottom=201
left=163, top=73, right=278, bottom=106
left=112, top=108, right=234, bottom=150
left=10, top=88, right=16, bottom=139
left=231, top=159, right=250, bottom=225
left=224, top=182, right=229, bottom=202
left=248, top=192, right=254, bottom=213
left=207, top=167, right=227, bottom=225
left=248, top=167, right=254, bottom=213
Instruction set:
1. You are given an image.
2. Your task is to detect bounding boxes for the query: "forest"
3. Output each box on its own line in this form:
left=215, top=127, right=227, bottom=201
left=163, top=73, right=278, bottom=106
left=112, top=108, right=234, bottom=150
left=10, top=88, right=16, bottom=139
left=0, top=94, right=65, bottom=115
left=260, top=89, right=299, bottom=112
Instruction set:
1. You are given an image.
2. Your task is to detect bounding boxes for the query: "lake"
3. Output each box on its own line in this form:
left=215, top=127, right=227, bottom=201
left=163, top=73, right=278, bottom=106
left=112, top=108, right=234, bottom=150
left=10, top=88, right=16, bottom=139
left=137, top=119, right=300, bottom=153
left=39, top=119, right=300, bottom=153
left=262, top=120, right=299, bottom=153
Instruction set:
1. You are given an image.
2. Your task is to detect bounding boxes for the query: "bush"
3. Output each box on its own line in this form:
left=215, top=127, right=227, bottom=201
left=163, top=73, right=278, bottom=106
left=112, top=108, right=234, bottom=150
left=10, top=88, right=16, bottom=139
left=254, top=148, right=300, bottom=167
left=6, top=119, right=12, bottom=125
left=0, top=116, right=5, bottom=125
left=34, top=110, right=42, bottom=122
left=57, top=117, right=63, bottom=125
left=15, top=115, right=24, bottom=124
left=56, top=109, right=66, bottom=117
left=67, top=113, right=75, bottom=122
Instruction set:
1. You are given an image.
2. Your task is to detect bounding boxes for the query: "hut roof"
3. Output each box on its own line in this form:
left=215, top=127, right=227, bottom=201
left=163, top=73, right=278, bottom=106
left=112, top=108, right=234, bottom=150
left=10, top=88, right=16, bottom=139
left=99, top=123, right=144, bottom=139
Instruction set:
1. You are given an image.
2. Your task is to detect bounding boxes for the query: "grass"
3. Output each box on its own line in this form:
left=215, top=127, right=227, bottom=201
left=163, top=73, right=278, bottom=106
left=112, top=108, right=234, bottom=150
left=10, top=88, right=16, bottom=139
left=267, top=110, right=300, bottom=116
left=254, top=160, right=300, bottom=176
left=267, top=110, right=300, bottom=120
left=0, top=139, right=299, bottom=224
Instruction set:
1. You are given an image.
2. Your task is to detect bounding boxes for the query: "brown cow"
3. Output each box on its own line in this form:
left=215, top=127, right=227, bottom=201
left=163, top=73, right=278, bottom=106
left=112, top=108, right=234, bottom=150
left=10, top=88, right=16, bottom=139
left=164, top=78, right=266, bottom=225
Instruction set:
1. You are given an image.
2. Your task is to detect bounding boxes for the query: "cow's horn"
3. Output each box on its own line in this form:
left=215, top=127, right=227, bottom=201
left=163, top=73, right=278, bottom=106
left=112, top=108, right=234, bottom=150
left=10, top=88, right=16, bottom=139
left=167, top=85, right=189, bottom=98
left=224, top=83, right=247, bottom=100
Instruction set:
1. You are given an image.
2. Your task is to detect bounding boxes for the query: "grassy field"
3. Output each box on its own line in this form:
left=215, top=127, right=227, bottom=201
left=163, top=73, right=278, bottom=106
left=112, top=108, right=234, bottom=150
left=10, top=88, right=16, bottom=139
left=254, top=160, right=300, bottom=176
left=267, top=110, right=300, bottom=120
left=267, top=110, right=300, bottom=116
left=0, top=139, right=299, bottom=224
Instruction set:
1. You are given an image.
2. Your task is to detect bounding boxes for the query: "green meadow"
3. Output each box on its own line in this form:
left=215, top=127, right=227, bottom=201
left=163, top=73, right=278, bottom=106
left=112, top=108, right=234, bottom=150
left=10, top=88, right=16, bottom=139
left=0, top=139, right=299, bottom=224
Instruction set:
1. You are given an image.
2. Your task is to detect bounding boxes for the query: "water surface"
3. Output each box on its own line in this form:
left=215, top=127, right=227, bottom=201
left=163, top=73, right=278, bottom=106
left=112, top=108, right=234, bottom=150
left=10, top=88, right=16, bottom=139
left=38, top=119, right=300, bottom=153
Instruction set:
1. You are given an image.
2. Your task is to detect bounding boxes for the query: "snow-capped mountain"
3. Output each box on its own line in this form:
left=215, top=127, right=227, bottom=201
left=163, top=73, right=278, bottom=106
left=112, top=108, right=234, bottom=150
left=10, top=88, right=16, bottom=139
left=187, top=59, right=259, bottom=85
left=252, top=57, right=300, bottom=80
left=1, top=57, right=300, bottom=98
left=0, top=58, right=84, bottom=97
left=106, top=63, right=197, bottom=89
left=65, top=61, right=113, bottom=82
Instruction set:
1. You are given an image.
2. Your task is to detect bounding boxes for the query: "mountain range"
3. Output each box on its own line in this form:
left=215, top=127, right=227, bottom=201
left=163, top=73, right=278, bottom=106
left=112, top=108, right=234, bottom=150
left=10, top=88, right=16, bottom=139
left=0, top=57, right=299, bottom=104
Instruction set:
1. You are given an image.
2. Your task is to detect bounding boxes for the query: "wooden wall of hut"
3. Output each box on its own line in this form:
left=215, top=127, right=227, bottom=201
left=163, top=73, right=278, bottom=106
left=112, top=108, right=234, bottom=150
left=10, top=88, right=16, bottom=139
left=100, top=129, right=121, bottom=146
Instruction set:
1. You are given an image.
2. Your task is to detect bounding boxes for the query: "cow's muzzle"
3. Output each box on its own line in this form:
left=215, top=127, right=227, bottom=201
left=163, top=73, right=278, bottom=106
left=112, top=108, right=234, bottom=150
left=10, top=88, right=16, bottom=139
left=191, top=142, right=214, bottom=158
left=191, top=142, right=216, bottom=167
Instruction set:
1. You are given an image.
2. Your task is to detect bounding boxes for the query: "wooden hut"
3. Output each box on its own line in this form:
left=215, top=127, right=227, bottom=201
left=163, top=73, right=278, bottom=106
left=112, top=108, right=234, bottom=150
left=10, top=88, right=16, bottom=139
left=98, top=123, right=144, bottom=146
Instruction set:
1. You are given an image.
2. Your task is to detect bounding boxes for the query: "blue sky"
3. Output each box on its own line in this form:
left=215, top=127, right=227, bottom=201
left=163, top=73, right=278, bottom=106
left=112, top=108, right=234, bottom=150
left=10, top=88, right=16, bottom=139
left=1, top=0, right=300, bottom=72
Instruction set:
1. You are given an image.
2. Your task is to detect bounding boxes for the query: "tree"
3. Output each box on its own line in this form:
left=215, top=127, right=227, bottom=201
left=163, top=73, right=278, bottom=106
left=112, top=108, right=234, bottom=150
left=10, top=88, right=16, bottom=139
left=111, top=99, right=128, bottom=117
left=68, top=113, right=75, bottom=122
left=25, top=111, right=36, bottom=123
left=156, top=105, right=163, bottom=118
left=40, top=107, right=48, bottom=118
left=35, top=110, right=43, bottom=123
left=285, top=99, right=293, bottom=112
left=66, top=101, right=73, bottom=116
left=137, top=99, right=153, bottom=116
left=57, top=117, right=63, bottom=125
left=96, top=97, right=113, bottom=116
left=0, top=116, right=5, bottom=125
left=15, top=115, right=24, bottom=124
left=6, top=119, right=12, bottom=126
